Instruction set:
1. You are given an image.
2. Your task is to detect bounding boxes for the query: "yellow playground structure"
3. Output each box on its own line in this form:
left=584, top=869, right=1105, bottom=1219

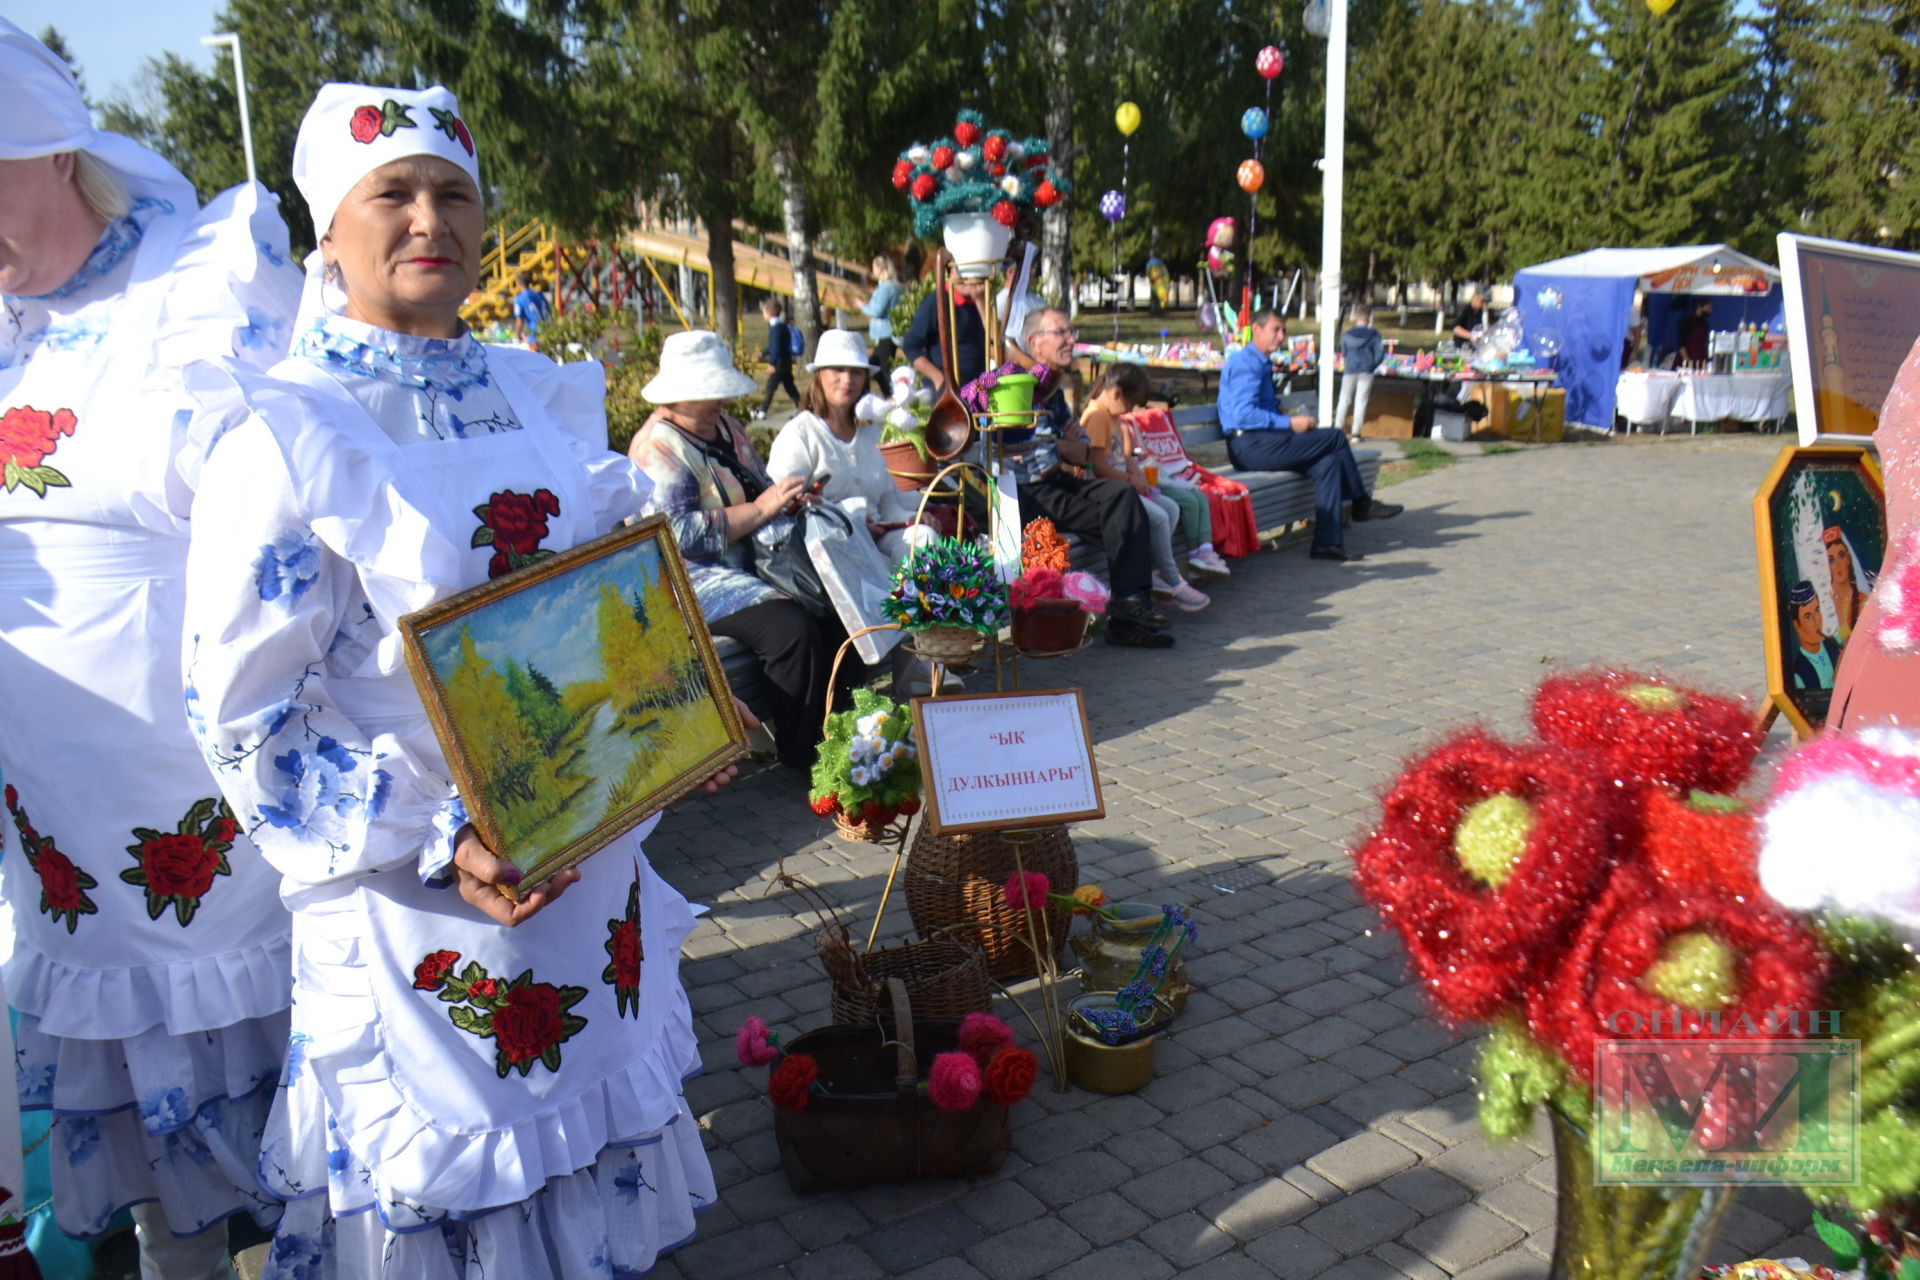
left=460, top=216, right=873, bottom=340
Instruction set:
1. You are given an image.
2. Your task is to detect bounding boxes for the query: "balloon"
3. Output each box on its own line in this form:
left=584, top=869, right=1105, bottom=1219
left=1257, top=46, right=1285, bottom=79
left=1207, top=246, right=1235, bottom=273
left=1099, top=189, right=1127, bottom=223
left=1241, top=107, right=1269, bottom=140
left=1237, top=159, right=1265, bottom=193
left=1207, top=216, right=1236, bottom=248
left=1646, top=0, right=1676, bottom=12
left=1115, top=101, right=1142, bottom=137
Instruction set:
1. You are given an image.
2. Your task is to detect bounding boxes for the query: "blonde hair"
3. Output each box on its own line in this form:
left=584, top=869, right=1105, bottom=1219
left=71, top=151, right=132, bottom=224
left=871, top=255, right=896, bottom=283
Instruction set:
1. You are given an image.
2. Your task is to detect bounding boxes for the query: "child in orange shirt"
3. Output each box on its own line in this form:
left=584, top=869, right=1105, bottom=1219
left=1077, top=365, right=1213, bottom=611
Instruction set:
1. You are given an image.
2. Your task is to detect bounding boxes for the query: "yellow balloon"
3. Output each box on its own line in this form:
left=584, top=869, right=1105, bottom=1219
left=1646, top=0, right=1676, bottom=14
left=1115, top=101, right=1142, bottom=137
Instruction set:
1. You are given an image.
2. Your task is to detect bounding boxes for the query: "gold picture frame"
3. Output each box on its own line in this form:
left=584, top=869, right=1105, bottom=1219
left=399, top=517, right=747, bottom=890
left=1752, top=444, right=1886, bottom=738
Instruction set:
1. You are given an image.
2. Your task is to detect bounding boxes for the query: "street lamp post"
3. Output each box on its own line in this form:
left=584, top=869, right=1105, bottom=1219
left=1306, top=0, right=1348, bottom=426
left=199, top=32, right=256, bottom=186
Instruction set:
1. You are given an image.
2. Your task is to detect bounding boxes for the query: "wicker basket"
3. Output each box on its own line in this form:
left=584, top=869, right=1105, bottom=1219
left=821, top=929, right=991, bottom=1025
left=774, top=979, right=1011, bottom=1192
left=909, top=624, right=981, bottom=664
left=832, top=813, right=894, bottom=844
left=904, top=825, right=1078, bottom=981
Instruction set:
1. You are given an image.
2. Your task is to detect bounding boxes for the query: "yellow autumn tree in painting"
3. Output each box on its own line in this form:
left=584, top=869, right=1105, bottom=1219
left=441, top=627, right=539, bottom=805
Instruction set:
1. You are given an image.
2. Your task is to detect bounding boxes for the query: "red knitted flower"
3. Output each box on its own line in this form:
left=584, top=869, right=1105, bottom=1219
left=1531, top=670, right=1760, bottom=796
left=982, top=134, right=1008, bottom=162
left=1351, top=731, right=1621, bottom=1024
left=1640, top=788, right=1763, bottom=901
left=1525, top=865, right=1829, bottom=1085
left=769, top=1053, right=818, bottom=1110
left=891, top=159, right=912, bottom=190
left=953, top=120, right=980, bottom=148
left=958, top=1011, right=1014, bottom=1063
left=928, top=1051, right=982, bottom=1111
left=910, top=173, right=937, bottom=201
left=1033, top=180, right=1060, bottom=209
left=931, top=145, right=955, bottom=171
left=983, top=1047, right=1038, bottom=1105
left=1003, top=869, right=1049, bottom=912
left=990, top=200, right=1019, bottom=229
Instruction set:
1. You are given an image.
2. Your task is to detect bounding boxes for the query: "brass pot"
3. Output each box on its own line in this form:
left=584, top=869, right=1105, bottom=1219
left=1068, top=902, right=1192, bottom=1013
left=1063, top=994, right=1168, bottom=1095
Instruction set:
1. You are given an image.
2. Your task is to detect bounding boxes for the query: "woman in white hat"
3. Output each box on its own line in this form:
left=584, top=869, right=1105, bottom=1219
left=180, top=84, right=724, bottom=1277
left=768, top=328, right=938, bottom=565
left=630, top=331, right=843, bottom=769
left=0, top=18, right=301, bottom=1276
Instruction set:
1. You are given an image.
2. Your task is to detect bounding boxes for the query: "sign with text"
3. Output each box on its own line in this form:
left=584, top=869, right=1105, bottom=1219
left=911, top=690, right=1104, bottom=834
left=1779, top=233, right=1920, bottom=445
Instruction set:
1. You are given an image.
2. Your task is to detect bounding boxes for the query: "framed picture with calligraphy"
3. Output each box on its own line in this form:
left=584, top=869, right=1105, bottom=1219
left=1779, top=233, right=1920, bottom=446
left=1752, top=444, right=1886, bottom=737
left=910, top=690, right=1104, bottom=835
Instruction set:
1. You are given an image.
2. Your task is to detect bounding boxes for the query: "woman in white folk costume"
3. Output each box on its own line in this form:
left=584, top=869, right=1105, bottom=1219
left=181, top=85, right=723, bottom=1277
left=0, top=18, right=302, bottom=1278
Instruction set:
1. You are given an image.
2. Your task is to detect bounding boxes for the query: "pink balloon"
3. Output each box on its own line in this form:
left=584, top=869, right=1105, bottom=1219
left=1257, top=46, right=1285, bottom=80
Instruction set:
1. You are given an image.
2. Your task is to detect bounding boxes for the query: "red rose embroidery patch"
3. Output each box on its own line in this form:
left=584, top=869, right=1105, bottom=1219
left=414, top=951, right=589, bottom=1077
left=471, top=488, right=560, bottom=579
left=1, top=405, right=77, bottom=498
left=349, top=99, right=418, bottom=145
left=428, top=106, right=475, bottom=157
left=121, top=797, right=238, bottom=926
left=603, top=878, right=644, bottom=1018
left=5, top=784, right=97, bottom=933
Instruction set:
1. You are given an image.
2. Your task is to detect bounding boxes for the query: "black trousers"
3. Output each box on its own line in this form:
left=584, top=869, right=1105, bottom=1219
left=760, top=363, right=801, bottom=414
left=709, top=599, right=845, bottom=769
left=1016, top=473, right=1153, bottom=599
left=1226, top=428, right=1370, bottom=549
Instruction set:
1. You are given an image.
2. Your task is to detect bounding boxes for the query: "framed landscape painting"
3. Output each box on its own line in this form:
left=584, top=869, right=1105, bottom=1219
left=400, top=517, right=747, bottom=891
left=1752, top=444, right=1886, bottom=737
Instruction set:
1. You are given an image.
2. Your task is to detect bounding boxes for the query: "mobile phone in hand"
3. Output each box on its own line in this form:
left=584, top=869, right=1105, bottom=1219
left=810, top=473, right=832, bottom=493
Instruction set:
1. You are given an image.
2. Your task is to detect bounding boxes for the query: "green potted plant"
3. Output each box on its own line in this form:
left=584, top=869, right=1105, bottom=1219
left=808, top=689, right=923, bottom=843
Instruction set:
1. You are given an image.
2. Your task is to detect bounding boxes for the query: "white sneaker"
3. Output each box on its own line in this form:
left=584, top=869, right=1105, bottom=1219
left=1188, top=548, right=1231, bottom=577
left=1163, top=579, right=1211, bottom=612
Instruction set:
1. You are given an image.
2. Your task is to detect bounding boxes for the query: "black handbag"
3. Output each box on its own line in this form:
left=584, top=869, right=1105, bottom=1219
left=681, top=421, right=841, bottom=618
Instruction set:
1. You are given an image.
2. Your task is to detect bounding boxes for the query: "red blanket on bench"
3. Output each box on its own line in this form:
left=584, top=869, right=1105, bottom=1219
left=1122, top=408, right=1261, bottom=557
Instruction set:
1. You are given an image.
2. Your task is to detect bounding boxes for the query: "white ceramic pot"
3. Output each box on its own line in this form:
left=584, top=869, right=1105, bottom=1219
left=942, top=212, right=1013, bottom=277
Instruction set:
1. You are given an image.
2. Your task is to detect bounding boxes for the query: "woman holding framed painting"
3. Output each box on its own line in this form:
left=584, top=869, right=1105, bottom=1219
left=181, top=84, right=729, bottom=1277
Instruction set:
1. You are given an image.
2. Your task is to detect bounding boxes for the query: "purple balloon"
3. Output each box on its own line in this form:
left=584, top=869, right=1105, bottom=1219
left=1099, top=189, right=1127, bottom=223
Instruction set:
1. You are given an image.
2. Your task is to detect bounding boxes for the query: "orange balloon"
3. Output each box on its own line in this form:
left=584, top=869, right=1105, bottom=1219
left=1237, top=159, right=1265, bottom=193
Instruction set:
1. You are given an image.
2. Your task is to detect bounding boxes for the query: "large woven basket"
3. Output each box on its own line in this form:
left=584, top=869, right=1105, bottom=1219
left=774, top=980, right=1011, bottom=1192
left=904, top=825, right=1078, bottom=981
left=909, top=624, right=981, bottom=664
left=821, top=929, right=991, bottom=1025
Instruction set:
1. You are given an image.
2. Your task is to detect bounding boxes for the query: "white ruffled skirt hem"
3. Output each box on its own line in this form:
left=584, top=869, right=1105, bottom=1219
left=6, top=930, right=293, bottom=1041
left=16, top=1011, right=289, bottom=1238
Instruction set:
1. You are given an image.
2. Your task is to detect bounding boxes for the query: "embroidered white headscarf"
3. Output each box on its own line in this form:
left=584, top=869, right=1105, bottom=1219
left=291, top=83, right=483, bottom=325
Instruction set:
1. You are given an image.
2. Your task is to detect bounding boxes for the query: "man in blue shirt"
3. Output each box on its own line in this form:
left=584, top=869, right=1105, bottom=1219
left=1218, top=308, right=1400, bottom=561
left=902, top=275, right=987, bottom=396
left=510, top=272, right=551, bottom=340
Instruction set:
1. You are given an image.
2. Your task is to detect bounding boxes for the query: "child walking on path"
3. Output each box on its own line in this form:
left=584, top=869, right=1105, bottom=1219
left=756, top=298, right=802, bottom=418
left=1337, top=303, right=1386, bottom=439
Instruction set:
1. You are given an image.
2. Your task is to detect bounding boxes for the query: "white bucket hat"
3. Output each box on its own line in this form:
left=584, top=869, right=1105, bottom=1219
left=806, top=328, right=880, bottom=374
left=642, top=330, right=760, bottom=404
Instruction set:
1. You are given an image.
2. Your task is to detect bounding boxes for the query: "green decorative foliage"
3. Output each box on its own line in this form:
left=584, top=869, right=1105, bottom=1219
left=1477, top=1018, right=1580, bottom=1140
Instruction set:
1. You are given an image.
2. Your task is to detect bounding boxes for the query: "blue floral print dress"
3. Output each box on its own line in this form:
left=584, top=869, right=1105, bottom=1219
left=182, top=317, right=714, bottom=1280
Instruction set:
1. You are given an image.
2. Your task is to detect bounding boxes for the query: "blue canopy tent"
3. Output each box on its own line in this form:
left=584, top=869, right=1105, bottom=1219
left=1512, top=245, right=1784, bottom=430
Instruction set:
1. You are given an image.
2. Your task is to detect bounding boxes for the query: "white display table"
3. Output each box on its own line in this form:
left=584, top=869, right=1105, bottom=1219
left=1616, top=370, right=1792, bottom=434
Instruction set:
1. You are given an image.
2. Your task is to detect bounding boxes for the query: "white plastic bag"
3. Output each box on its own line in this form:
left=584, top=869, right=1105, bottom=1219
left=805, top=506, right=906, bottom=665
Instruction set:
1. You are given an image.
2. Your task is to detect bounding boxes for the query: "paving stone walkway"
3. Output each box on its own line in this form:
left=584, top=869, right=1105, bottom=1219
left=606, top=435, right=1826, bottom=1278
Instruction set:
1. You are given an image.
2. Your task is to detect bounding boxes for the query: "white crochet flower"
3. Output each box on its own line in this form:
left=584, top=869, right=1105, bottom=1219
left=850, top=765, right=872, bottom=788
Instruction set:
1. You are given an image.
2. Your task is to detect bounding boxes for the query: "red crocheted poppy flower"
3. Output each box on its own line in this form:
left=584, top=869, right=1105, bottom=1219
left=1531, top=669, right=1759, bottom=796
left=769, top=1053, right=818, bottom=1110
left=1525, top=865, right=1829, bottom=1085
left=983, top=1047, right=1038, bottom=1105
left=1352, top=731, right=1621, bottom=1024
left=1641, top=788, right=1763, bottom=902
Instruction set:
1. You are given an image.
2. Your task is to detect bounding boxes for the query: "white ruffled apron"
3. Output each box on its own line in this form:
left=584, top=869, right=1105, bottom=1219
left=0, top=209, right=295, bottom=1238
left=256, top=359, right=706, bottom=1242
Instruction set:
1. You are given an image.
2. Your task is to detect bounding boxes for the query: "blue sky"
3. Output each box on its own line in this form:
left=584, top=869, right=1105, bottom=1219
left=10, top=0, right=225, bottom=105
